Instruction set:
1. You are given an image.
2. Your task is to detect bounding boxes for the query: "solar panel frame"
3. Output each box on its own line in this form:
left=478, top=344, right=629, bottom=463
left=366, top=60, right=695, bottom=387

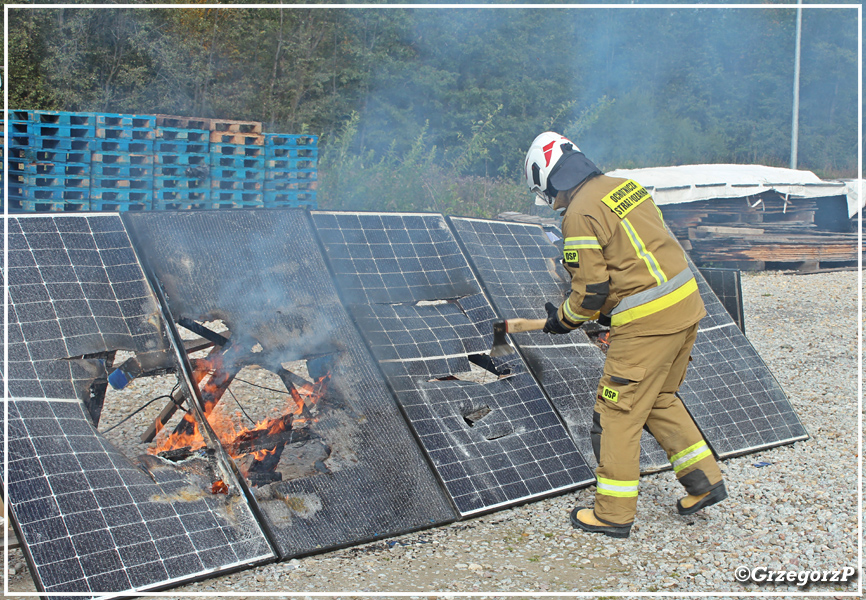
left=312, top=211, right=595, bottom=516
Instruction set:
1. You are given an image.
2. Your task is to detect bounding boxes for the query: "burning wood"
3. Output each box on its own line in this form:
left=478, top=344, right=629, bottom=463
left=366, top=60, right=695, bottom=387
left=226, top=414, right=311, bottom=456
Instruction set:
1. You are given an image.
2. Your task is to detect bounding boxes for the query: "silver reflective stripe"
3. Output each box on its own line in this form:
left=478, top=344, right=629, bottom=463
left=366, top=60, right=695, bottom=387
left=671, top=442, right=710, bottom=472
left=610, top=267, right=695, bottom=316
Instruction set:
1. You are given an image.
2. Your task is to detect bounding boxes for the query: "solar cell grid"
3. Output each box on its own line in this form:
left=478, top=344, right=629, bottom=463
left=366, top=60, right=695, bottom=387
left=449, top=217, right=671, bottom=472
left=313, top=212, right=594, bottom=515
left=122, top=209, right=457, bottom=558
left=4, top=214, right=169, bottom=402
left=5, top=397, right=274, bottom=598
left=680, top=267, right=808, bottom=456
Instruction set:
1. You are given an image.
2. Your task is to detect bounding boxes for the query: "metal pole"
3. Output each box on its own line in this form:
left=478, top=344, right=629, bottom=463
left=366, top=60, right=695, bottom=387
left=790, top=0, right=803, bottom=169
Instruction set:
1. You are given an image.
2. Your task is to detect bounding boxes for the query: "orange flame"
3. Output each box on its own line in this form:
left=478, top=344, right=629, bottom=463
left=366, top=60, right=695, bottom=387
left=150, top=371, right=331, bottom=463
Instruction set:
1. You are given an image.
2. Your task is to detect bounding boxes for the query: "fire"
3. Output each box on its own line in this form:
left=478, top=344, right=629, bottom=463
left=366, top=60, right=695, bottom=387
left=150, top=363, right=330, bottom=466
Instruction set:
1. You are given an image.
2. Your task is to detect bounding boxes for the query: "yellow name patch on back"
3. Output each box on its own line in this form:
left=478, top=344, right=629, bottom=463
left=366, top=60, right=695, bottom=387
left=601, top=180, right=651, bottom=219
left=601, top=386, right=619, bottom=403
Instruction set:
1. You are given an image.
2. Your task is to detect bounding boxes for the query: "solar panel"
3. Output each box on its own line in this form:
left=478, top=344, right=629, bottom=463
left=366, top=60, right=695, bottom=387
left=679, top=259, right=808, bottom=457
left=3, top=214, right=275, bottom=598
left=448, top=217, right=670, bottom=472
left=5, top=215, right=172, bottom=406
left=312, top=212, right=595, bottom=515
left=4, top=397, right=274, bottom=597
left=121, top=209, right=457, bottom=557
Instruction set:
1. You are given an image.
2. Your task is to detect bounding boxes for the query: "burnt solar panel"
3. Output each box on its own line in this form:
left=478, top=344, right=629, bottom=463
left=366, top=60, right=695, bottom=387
left=3, top=214, right=276, bottom=597
left=312, top=212, right=594, bottom=515
left=4, top=397, right=274, bottom=598
left=698, top=267, right=745, bottom=334
left=5, top=215, right=170, bottom=403
left=448, top=217, right=670, bottom=472
left=679, top=259, right=808, bottom=457
left=121, top=209, right=457, bottom=558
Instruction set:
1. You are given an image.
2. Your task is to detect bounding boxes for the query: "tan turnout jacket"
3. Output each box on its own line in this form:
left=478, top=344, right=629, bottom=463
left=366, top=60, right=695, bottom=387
left=553, top=174, right=705, bottom=337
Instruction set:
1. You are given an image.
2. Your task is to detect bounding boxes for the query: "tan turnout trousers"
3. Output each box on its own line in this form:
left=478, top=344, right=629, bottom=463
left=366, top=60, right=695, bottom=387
left=591, top=323, right=723, bottom=526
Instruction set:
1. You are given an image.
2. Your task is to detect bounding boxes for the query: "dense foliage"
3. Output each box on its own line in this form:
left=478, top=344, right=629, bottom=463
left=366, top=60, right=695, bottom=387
left=5, top=3, right=859, bottom=217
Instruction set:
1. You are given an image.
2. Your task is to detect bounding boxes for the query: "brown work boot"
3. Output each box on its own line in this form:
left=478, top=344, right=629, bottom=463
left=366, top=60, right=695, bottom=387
left=677, top=481, right=727, bottom=515
left=569, top=507, right=632, bottom=538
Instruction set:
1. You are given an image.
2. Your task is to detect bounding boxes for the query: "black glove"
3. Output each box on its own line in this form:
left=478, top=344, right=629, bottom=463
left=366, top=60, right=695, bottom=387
left=543, top=302, right=572, bottom=335
left=597, top=312, right=611, bottom=327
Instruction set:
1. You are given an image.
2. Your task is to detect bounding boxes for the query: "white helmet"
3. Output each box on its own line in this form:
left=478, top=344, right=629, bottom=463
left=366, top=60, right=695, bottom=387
left=524, top=131, right=600, bottom=205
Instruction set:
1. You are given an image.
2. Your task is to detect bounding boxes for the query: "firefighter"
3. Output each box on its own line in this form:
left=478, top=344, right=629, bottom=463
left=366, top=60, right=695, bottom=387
left=524, top=132, right=726, bottom=538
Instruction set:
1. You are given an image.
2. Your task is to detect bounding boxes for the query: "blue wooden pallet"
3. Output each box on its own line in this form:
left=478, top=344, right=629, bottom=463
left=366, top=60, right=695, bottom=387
left=90, top=198, right=152, bottom=211
left=155, top=115, right=210, bottom=130
left=210, top=154, right=265, bottom=170
left=210, top=142, right=264, bottom=158
left=265, top=147, right=317, bottom=160
left=155, top=152, right=209, bottom=166
left=11, top=123, right=95, bottom=138
left=9, top=110, right=95, bottom=126
left=9, top=161, right=89, bottom=178
left=8, top=198, right=90, bottom=212
left=156, top=127, right=209, bottom=142
left=8, top=185, right=89, bottom=202
left=94, top=139, right=154, bottom=153
left=264, top=158, right=316, bottom=172
left=211, top=178, right=263, bottom=191
left=154, top=177, right=210, bottom=191
left=91, top=164, right=153, bottom=179
left=32, top=149, right=92, bottom=165
left=92, top=151, right=153, bottom=165
left=96, top=127, right=155, bottom=141
left=90, top=178, right=152, bottom=190
left=264, top=133, right=317, bottom=148
left=155, top=140, right=208, bottom=154
left=264, top=190, right=317, bottom=206
left=206, top=189, right=265, bottom=206
left=95, top=113, right=157, bottom=129
left=12, top=136, right=92, bottom=151
left=90, top=188, right=153, bottom=202
left=13, top=176, right=90, bottom=188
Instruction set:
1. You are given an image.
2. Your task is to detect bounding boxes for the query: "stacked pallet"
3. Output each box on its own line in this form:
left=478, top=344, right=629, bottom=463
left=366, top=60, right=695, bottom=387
left=90, top=113, right=156, bottom=211
left=208, top=119, right=265, bottom=209
left=661, top=193, right=861, bottom=270
left=264, top=134, right=318, bottom=209
left=8, top=110, right=94, bottom=211
left=154, top=115, right=211, bottom=210
left=8, top=109, right=319, bottom=212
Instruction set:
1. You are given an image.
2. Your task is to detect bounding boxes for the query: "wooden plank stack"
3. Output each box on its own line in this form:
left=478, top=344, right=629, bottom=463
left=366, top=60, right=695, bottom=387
left=660, top=192, right=861, bottom=271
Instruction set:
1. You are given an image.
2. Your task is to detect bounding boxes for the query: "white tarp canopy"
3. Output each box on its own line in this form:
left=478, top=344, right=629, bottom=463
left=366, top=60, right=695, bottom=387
left=606, top=164, right=858, bottom=215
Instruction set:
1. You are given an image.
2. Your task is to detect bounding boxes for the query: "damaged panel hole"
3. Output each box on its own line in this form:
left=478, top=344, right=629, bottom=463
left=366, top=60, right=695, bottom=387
left=123, top=318, right=358, bottom=490
left=428, top=353, right=512, bottom=384
left=461, top=405, right=513, bottom=440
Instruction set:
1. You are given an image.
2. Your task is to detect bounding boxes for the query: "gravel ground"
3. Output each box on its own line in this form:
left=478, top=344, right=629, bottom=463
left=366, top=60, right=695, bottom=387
left=5, top=269, right=860, bottom=597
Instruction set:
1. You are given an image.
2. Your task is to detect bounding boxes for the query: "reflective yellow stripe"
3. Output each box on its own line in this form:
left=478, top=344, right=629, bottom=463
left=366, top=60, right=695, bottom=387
left=621, top=218, right=666, bottom=286
left=671, top=441, right=711, bottom=473
left=610, top=277, right=699, bottom=327
left=562, top=298, right=592, bottom=323
left=564, top=236, right=602, bottom=250
left=596, top=476, right=639, bottom=498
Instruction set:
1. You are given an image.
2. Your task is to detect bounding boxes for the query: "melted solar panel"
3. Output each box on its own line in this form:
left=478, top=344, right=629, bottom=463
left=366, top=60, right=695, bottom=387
left=449, top=217, right=670, bottom=472
left=313, top=212, right=594, bottom=515
left=121, top=209, right=457, bottom=557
